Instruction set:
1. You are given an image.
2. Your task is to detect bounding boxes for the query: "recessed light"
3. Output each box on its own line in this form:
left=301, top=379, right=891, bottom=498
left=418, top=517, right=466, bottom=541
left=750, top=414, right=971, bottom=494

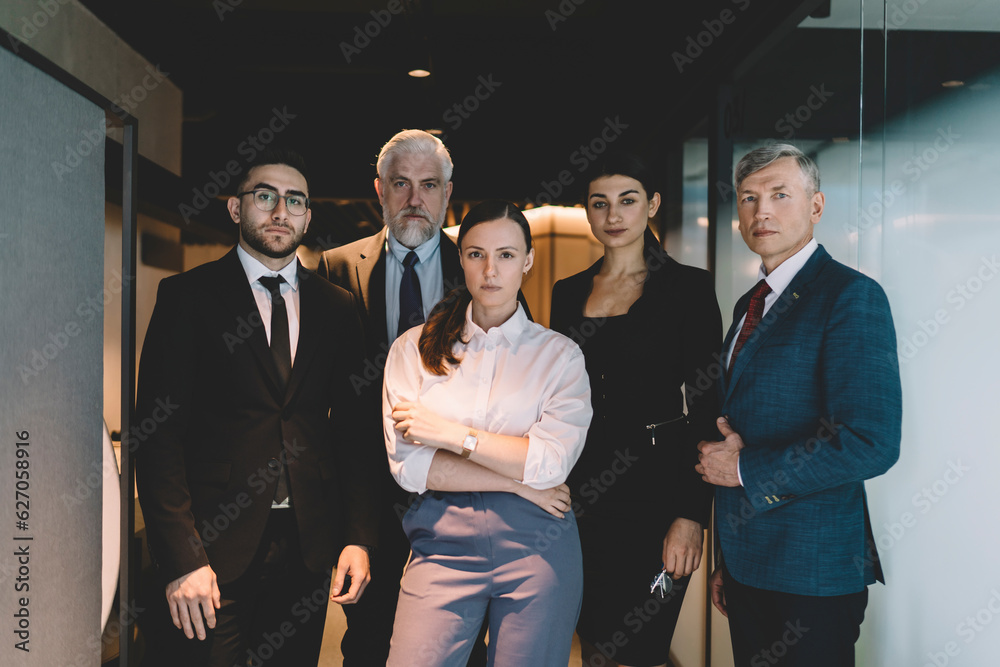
left=408, top=69, right=431, bottom=78
left=941, top=80, right=965, bottom=88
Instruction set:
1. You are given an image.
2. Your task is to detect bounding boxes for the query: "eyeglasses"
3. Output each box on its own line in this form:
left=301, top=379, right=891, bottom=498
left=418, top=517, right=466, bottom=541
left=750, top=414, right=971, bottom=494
left=650, top=568, right=673, bottom=600
left=238, top=189, right=310, bottom=216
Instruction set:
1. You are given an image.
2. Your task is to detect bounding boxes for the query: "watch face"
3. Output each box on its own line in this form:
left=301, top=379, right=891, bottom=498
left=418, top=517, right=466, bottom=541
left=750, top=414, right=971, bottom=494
left=463, top=434, right=478, bottom=450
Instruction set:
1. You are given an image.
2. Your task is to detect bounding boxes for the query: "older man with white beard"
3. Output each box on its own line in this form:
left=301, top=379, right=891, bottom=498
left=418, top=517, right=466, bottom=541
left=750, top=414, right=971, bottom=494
left=317, top=129, right=497, bottom=666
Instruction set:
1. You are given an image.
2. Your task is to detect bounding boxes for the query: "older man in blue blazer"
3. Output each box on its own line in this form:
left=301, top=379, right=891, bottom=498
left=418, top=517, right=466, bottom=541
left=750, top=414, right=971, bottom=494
left=697, top=144, right=902, bottom=666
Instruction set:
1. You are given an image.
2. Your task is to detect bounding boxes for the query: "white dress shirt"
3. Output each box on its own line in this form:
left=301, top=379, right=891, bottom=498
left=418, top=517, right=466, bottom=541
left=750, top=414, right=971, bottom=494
left=383, top=302, right=593, bottom=495
left=385, top=230, right=446, bottom=342
left=237, top=245, right=301, bottom=363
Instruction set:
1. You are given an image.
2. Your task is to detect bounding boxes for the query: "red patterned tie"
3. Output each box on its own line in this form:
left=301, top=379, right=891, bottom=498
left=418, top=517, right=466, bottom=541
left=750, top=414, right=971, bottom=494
left=728, top=279, right=772, bottom=376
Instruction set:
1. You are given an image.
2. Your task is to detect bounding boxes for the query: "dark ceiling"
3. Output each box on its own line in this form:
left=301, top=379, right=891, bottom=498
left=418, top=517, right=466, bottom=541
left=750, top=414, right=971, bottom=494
left=84, top=0, right=826, bottom=246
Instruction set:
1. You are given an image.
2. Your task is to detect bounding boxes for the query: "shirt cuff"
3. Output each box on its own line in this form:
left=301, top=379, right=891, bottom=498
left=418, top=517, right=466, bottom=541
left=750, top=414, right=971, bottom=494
left=390, top=445, right=436, bottom=494
left=736, top=451, right=744, bottom=487
left=521, top=432, right=566, bottom=489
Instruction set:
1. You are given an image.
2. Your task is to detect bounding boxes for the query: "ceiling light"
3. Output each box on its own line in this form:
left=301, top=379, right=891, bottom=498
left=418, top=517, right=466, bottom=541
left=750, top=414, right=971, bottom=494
left=408, top=69, right=431, bottom=78
left=941, top=80, right=965, bottom=88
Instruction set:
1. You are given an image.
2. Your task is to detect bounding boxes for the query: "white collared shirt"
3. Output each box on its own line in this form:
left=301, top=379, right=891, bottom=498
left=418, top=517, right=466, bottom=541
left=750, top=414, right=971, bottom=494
left=382, top=303, right=593, bottom=494
left=236, top=245, right=301, bottom=363
left=385, top=230, right=445, bottom=342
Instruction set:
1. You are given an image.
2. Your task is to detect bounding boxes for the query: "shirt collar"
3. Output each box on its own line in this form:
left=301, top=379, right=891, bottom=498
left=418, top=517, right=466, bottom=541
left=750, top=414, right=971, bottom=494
left=463, top=301, right=528, bottom=345
left=758, top=238, right=818, bottom=298
left=386, top=228, right=442, bottom=266
left=236, top=245, right=300, bottom=291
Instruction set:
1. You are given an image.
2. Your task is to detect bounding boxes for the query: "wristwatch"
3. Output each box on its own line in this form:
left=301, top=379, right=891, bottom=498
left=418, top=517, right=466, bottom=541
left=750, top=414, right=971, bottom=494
left=460, top=429, right=479, bottom=459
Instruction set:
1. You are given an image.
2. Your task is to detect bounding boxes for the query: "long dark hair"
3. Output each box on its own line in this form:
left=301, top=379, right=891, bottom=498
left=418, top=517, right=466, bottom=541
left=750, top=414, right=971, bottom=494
left=418, top=200, right=532, bottom=375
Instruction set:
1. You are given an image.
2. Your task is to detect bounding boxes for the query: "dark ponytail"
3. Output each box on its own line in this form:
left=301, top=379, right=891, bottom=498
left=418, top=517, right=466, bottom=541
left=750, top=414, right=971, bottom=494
left=418, top=199, right=532, bottom=375
left=418, top=286, right=473, bottom=375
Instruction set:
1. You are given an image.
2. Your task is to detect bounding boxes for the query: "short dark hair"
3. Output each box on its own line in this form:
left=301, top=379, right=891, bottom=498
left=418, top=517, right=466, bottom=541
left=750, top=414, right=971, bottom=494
left=238, top=147, right=310, bottom=194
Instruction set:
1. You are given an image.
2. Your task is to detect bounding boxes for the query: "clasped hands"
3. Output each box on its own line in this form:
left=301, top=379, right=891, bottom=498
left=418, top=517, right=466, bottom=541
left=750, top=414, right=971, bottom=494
left=391, top=400, right=464, bottom=452
left=695, top=416, right=745, bottom=488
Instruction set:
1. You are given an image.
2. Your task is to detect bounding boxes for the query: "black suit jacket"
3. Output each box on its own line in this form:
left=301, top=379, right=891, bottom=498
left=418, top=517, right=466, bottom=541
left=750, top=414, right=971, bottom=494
left=317, top=228, right=464, bottom=364
left=550, top=233, right=722, bottom=528
left=316, top=229, right=465, bottom=526
left=135, top=247, right=377, bottom=584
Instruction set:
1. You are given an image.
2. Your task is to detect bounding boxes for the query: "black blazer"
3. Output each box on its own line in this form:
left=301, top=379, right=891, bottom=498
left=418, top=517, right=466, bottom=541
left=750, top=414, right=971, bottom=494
left=135, top=247, right=377, bottom=584
left=550, top=233, right=722, bottom=528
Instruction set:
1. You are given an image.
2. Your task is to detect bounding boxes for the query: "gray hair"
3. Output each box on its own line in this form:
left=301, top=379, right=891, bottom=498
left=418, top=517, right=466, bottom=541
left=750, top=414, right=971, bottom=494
left=376, top=129, right=454, bottom=182
left=734, top=144, right=821, bottom=195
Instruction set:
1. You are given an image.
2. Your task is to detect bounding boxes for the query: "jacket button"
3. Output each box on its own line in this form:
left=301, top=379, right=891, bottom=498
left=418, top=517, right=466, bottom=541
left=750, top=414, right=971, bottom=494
left=267, top=458, right=281, bottom=472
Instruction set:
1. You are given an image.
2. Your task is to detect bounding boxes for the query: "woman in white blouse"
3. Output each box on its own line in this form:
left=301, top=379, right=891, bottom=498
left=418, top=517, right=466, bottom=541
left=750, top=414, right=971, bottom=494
left=382, top=200, right=593, bottom=667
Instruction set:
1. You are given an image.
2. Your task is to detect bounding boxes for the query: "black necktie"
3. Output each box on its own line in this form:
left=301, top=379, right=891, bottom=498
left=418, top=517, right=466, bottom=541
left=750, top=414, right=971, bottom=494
left=259, top=276, right=292, bottom=387
left=728, top=279, right=772, bottom=377
left=398, top=250, right=424, bottom=337
left=258, top=275, right=291, bottom=505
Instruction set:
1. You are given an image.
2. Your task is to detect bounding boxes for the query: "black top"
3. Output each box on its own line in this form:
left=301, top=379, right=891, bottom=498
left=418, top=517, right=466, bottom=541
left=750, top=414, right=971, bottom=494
left=550, top=231, right=722, bottom=531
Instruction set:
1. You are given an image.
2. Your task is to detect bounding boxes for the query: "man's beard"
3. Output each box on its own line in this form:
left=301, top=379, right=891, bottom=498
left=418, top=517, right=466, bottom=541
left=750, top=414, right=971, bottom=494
left=241, top=219, right=304, bottom=259
left=384, top=204, right=444, bottom=248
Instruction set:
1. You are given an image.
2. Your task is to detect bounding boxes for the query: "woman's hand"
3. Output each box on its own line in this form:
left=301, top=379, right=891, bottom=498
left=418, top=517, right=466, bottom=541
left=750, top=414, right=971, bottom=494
left=391, top=401, right=464, bottom=451
left=661, top=517, right=704, bottom=579
left=513, top=482, right=572, bottom=518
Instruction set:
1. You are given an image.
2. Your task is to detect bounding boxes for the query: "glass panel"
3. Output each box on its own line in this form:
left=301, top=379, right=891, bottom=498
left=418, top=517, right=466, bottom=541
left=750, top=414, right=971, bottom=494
left=675, top=136, right=710, bottom=270
left=857, top=3, right=1000, bottom=664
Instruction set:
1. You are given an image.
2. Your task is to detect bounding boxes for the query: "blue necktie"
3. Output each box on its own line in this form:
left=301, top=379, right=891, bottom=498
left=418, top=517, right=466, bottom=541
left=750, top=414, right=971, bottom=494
left=398, top=251, right=424, bottom=337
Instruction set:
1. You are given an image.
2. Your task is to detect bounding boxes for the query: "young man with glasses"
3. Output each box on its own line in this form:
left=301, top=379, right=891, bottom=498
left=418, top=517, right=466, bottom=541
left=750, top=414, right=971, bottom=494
left=135, top=149, right=377, bottom=666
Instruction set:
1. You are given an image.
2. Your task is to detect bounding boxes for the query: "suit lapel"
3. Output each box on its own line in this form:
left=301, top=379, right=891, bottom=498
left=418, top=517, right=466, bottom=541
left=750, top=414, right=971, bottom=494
left=212, top=248, right=287, bottom=399
left=356, top=228, right=389, bottom=349
left=724, top=246, right=832, bottom=400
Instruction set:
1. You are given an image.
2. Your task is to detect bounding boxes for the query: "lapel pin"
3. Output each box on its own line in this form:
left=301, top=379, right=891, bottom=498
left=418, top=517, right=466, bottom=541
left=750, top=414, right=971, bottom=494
left=792, top=292, right=799, bottom=299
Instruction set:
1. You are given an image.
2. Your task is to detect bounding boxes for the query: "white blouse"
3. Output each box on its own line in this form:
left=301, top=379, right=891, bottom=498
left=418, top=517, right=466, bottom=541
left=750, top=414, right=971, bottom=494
left=382, top=303, right=593, bottom=495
